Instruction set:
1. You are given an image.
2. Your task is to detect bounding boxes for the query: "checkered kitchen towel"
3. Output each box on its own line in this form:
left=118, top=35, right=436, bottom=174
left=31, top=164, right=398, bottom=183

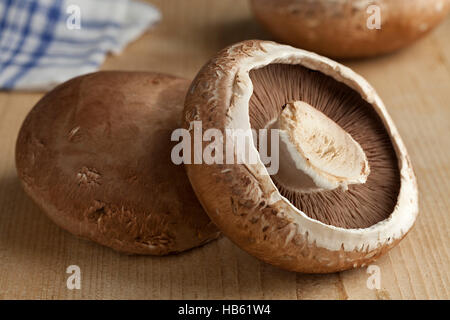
left=0, top=0, right=160, bottom=90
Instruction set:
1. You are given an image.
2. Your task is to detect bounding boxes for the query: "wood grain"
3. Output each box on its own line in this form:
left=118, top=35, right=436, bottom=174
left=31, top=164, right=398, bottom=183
left=0, top=0, right=449, bottom=299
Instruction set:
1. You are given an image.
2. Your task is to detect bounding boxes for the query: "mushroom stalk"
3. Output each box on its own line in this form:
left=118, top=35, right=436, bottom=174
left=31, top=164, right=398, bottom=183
left=271, top=101, right=370, bottom=193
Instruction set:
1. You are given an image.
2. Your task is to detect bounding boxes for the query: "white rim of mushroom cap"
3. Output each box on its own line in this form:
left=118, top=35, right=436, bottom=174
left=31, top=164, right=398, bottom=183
left=211, top=41, right=418, bottom=252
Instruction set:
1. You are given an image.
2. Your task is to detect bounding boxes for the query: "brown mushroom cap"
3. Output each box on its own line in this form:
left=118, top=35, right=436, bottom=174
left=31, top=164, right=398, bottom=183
left=251, top=0, right=450, bottom=59
left=16, top=71, right=220, bottom=255
left=183, top=40, right=418, bottom=273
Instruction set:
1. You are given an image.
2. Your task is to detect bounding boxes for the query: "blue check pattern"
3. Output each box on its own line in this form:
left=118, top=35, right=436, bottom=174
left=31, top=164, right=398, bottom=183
left=0, top=0, right=160, bottom=90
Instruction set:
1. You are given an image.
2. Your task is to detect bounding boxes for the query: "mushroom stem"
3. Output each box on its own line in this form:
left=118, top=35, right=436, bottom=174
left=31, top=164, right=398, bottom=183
left=271, top=101, right=370, bottom=193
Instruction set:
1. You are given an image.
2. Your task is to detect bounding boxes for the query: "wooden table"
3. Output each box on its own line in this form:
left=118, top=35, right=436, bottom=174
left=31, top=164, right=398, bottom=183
left=0, top=0, right=449, bottom=300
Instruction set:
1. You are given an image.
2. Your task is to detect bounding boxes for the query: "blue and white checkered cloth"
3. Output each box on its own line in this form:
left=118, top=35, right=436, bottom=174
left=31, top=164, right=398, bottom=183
left=0, top=0, right=160, bottom=90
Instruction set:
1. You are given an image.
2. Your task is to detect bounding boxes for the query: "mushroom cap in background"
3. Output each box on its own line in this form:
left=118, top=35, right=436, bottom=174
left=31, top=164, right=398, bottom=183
left=183, top=40, right=418, bottom=273
left=250, top=0, right=450, bottom=59
left=16, top=71, right=220, bottom=255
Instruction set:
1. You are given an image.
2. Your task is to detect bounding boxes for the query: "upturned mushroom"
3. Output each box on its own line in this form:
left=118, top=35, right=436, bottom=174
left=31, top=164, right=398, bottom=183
left=16, top=71, right=220, bottom=255
left=183, top=40, right=418, bottom=273
left=250, top=0, right=450, bottom=59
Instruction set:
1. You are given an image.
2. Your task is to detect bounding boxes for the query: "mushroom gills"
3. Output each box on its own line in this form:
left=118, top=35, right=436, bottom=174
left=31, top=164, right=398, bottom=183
left=249, top=64, right=400, bottom=229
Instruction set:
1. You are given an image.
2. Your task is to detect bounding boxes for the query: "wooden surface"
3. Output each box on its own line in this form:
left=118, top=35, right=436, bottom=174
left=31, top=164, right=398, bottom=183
left=0, top=0, right=449, bottom=300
